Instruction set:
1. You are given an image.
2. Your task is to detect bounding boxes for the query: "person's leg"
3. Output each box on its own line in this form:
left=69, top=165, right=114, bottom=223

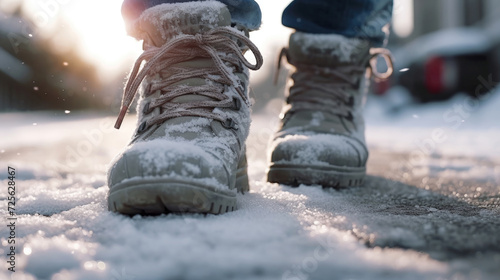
left=122, top=0, right=261, bottom=32
left=267, top=0, right=394, bottom=187
left=108, top=1, right=263, bottom=215
left=282, top=0, right=393, bottom=46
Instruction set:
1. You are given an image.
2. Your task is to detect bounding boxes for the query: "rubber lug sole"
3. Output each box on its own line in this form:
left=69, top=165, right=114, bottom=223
left=108, top=181, right=238, bottom=216
left=267, top=163, right=366, bottom=188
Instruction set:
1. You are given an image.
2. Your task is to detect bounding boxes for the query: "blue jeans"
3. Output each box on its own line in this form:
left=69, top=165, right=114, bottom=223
left=122, top=0, right=393, bottom=46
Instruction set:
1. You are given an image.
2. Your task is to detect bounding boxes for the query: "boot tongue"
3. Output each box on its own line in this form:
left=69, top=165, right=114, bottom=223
left=288, top=32, right=371, bottom=68
left=130, top=2, right=232, bottom=47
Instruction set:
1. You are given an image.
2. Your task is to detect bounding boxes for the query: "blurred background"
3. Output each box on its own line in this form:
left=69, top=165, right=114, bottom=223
left=1, top=0, right=500, bottom=113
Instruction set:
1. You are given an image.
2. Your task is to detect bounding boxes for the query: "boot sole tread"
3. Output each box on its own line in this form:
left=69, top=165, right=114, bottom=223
left=267, top=163, right=366, bottom=188
left=108, top=180, right=243, bottom=215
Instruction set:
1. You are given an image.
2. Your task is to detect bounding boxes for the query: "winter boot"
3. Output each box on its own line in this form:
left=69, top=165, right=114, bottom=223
left=267, top=32, right=392, bottom=188
left=107, top=2, right=262, bottom=215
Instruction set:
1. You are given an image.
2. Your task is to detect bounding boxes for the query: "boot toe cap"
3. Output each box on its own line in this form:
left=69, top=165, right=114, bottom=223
left=107, top=139, right=230, bottom=190
left=270, top=134, right=368, bottom=168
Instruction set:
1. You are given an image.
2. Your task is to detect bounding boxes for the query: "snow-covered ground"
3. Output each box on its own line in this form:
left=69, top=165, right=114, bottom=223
left=0, top=88, right=499, bottom=280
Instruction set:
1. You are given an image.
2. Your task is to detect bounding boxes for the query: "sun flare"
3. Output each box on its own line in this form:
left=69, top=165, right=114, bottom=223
left=61, top=0, right=141, bottom=79
left=21, top=0, right=141, bottom=80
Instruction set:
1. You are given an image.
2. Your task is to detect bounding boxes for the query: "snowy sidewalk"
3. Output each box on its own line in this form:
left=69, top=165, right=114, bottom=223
left=0, top=107, right=499, bottom=280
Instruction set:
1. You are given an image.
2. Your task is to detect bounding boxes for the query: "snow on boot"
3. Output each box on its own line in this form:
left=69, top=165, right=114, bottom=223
left=267, top=32, right=392, bottom=188
left=107, top=2, right=263, bottom=215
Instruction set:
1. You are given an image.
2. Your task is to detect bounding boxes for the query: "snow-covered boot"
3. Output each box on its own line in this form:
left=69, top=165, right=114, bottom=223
left=107, top=2, right=262, bottom=215
left=267, top=32, right=392, bottom=187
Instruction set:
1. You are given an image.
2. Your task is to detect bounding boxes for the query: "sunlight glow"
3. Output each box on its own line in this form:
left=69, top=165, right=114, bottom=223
left=62, top=0, right=141, bottom=80
left=393, top=0, right=415, bottom=38
left=21, top=0, right=141, bottom=81
left=249, top=1, right=293, bottom=84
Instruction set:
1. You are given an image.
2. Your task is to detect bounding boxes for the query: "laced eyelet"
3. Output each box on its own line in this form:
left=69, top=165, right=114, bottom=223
left=344, top=112, right=354, bottom=121
left=347, top=96, right=355, bottom=107
left=232, top=97, right=241, bottom=111
left=145, top=83, right=152, bottom=94
left=142, top=102, right=153, bottom=114
left=236, top=61, right=244, bottom=72
left=137, top=121, right=148, bottom=133
left=238, top=79, right=246, bottom=90
left=221, top=118, right=238, bottom=130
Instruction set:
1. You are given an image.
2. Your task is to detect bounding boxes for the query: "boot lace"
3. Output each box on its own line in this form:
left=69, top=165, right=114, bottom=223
left=275, top=47, right=393, bottom=121
left=114, top=26, right=263, bottom=130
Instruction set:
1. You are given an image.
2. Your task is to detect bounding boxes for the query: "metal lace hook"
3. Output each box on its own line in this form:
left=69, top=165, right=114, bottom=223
left=369, top=48, right=394, bottom=81
left=274, top=48, right=289, bottom=85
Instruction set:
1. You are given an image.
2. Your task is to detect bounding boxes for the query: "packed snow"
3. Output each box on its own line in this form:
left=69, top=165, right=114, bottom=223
left=0, top=87, right=499, bottom=279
